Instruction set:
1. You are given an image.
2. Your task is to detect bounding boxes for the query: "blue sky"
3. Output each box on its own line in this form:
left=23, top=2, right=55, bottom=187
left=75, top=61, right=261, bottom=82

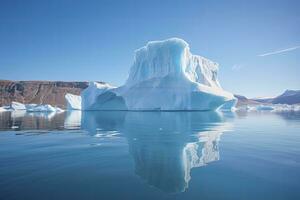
left=0, top=0, right=299, bottom=97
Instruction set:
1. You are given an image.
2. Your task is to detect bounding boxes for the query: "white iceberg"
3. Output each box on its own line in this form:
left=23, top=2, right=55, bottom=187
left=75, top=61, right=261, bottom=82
left=236, top=104, right=300, bottom=112
left=26, top=104, right=63, bottom=112
left=0, top=107, right=9, bottom=112
left=81, top=38, right=235, bottom=111
left=11, top=101, right=26, bottom=110
left=6, top=102, right=64, bottom=112
left=65, top=93, right=82, bottom=110
left=256, top=105, right=274, bottom=111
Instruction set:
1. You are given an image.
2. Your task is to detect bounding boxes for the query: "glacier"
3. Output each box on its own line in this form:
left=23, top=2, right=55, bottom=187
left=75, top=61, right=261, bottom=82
left=81, top=38, right=235, bottom=111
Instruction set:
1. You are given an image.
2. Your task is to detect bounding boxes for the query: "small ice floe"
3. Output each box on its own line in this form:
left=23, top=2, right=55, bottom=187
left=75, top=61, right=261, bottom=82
left=26, top=104, right=64, bottom=112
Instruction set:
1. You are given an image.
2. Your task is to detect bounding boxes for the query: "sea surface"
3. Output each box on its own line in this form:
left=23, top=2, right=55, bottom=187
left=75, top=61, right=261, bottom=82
left=0, top=110, right=299, bottom=200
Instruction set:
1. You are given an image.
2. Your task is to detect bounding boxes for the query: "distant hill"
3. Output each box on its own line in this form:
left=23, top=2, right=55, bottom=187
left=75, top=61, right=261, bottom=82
left=271, top=90, right=300, bottom=104
left=234, top=94, right=260, bottom=106
left=252, top=90, right=300, bottom=105
left=0, top=80, right=91, bottom=108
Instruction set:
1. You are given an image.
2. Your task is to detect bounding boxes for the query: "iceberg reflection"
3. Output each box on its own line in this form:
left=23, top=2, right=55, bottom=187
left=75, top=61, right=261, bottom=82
left=0, top=111, right=65, bottom=130
left=81, top=111, right=233, bottom=193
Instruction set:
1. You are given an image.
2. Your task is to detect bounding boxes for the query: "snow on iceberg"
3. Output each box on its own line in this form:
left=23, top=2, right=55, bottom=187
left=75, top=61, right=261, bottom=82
left=81, top=38, right=235, bottom=111
left=65, top=93, right=82, bottom=110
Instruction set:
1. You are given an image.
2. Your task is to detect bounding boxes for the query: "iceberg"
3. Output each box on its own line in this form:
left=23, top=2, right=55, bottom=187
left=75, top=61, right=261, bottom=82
left=26, top=104, right=63, bottom=112
left=4, top=102, right=64, bottom=112
left=0, top=107, right=8, bottom=112
left=235, top=104, right=300, bottom=112
left=81, top=38, right=235, bottom=111
left=65, top=93, right=82, bottom=110
left=11, top=101, right=26, bottom=110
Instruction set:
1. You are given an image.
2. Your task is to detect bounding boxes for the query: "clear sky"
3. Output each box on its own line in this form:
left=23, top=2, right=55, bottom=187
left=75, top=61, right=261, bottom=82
left=0, top=0, right=299, bottom=97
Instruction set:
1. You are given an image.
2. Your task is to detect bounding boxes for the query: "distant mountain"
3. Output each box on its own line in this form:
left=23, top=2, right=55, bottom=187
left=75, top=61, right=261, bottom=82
left=252, top=97, right=273, bottom=104
left=0, top=80, right=91, bottom=108
left=271, top=90, right=300, bottom=105
left=251, top=90, right=300, bottom=105
left=235, top=90, right=300, bottom=106
left=234, top=94, right=260, bottom=106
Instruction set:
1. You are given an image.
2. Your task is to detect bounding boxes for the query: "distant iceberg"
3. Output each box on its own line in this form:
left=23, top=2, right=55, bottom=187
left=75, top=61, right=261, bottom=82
left=11, top=101, right=26, bottom=110
left=26, top=104, right=64, bottom=112
left=65, top=93, right=82, bottom=110
left=81, top=38, right=235, bottom=111
left=236, top=104, right=300, bottom=112
left=1, top=101, right=64, bottom=112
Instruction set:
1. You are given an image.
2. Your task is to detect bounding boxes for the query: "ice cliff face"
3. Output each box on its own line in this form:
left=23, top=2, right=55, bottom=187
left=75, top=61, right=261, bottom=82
left=126, top=38, right=221, bottom=88
left=81, top=38, right=235, bottom=111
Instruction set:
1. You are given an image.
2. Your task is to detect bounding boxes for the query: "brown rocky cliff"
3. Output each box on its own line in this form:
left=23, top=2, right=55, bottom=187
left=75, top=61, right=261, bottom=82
left=0, top=80, right=92, bottom=108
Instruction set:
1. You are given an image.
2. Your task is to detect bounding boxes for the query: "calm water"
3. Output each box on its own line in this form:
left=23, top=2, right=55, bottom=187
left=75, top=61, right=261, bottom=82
left=0, top=110, right=299, bottom=200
